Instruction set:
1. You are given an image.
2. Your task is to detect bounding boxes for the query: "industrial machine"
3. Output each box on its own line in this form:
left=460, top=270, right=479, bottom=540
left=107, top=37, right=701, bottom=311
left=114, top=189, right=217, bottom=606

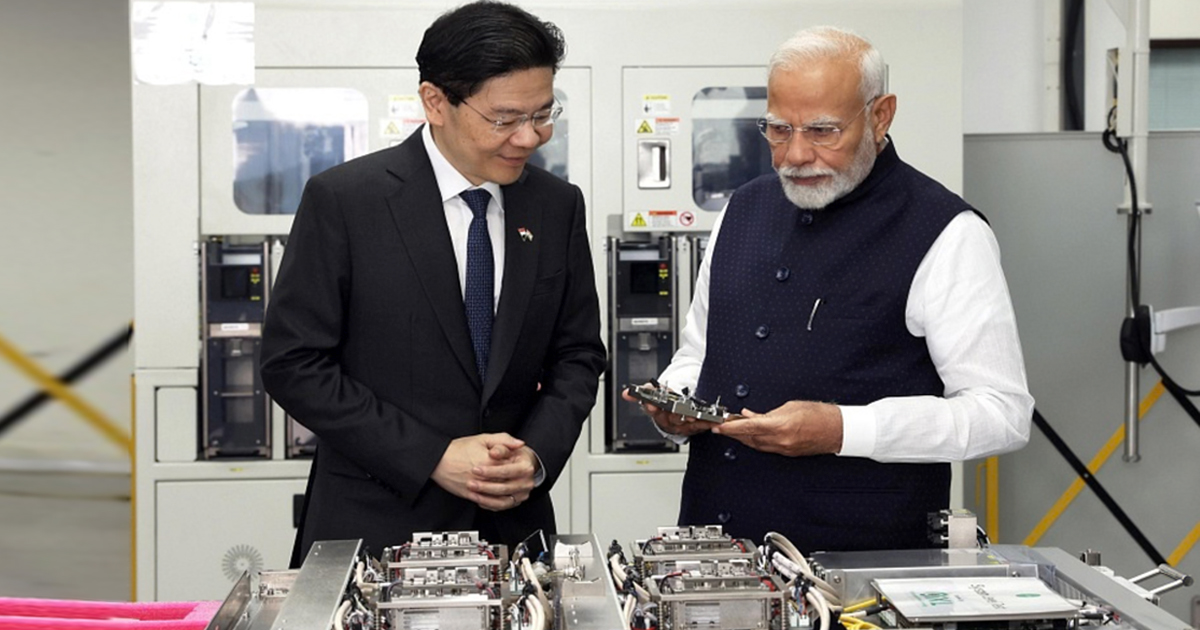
left=607, top=237, right=678, bottom=451
left=133, top=0, right=967, bottom=601
left=200, top=239, right=271, bottom=459
left=601, top=522, right=1195, bottom=630
left=205, top=532, right=624, bottom=630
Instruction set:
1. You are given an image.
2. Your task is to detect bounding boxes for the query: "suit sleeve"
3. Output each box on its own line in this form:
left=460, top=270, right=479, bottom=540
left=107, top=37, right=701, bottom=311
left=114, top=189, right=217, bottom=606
left=260, top=176, right=451, bottom=503
left=515, top=186, right=606, bottom=489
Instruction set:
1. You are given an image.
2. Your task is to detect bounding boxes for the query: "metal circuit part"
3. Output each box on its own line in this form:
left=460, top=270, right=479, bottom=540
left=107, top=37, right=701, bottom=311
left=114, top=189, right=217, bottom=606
left=379, top=531, right=508, bottom=630
left=647, top=559, right=787, bottom=630
left=629, top=526, right=779, bottom=630
left=634, top=525, right=757, bottom=577
left=625, top=383, right=731, bottom=423
left=927, top=508, right=979, bottom=548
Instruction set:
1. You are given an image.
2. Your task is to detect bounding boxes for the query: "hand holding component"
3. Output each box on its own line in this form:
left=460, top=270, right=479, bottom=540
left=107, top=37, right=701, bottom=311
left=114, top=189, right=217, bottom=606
left=712, top=400, right=843, bottom=456
left=622, top=382, right=715, bottom=437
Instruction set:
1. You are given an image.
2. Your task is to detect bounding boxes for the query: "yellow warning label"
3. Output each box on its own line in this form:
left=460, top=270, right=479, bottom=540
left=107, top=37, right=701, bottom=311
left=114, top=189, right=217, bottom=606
left=631, top=213, right=648, bottom=227
left=383, top=121, right=401, bottom=135
left=636, top=120, right=654, bottom=134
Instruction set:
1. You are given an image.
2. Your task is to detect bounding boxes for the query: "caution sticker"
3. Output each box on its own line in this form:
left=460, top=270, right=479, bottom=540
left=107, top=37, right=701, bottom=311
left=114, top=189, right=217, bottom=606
left=635, top=119, right=655, bottom=134
left=381, top=118, right=425, bottom=143
left=387, top=95, right=422, bottom=118
left=641, top=94, right=671, bottom=115
left=655, top=117, right=681, bottom=135
left=627, top=210, right=681, bottom=229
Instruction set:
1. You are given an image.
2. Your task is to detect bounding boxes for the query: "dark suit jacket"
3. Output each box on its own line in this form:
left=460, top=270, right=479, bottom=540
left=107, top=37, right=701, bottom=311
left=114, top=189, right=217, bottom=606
left=260, top=129, right=605, bottom=563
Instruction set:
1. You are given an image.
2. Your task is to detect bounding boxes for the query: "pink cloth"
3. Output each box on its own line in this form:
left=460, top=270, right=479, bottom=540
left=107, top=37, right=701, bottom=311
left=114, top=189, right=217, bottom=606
left=0, top=598, right=219, bottom=630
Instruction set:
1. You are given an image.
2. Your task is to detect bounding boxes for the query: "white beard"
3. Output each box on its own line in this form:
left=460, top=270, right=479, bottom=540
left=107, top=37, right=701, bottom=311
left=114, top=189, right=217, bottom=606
left=777, top=128, right=878, bottom=210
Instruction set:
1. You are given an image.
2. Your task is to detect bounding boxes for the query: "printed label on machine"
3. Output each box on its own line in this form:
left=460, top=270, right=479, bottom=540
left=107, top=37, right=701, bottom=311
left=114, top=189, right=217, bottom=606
left=381, top=118, right=425, bottom=143
left=654, top=117, right=681, bottom=135
left=626, top=210, right=680, bottom=229
left=635, top=119, right=656, bottom=134
left=641, top=94, right=671, bottom=115
left=387, top=95, right=422, bottom=118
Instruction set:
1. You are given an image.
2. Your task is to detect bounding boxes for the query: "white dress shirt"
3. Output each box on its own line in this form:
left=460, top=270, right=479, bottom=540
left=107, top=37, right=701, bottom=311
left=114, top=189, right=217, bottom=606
left=422, top=124, right=505, bottom=309
left=659, top=209, right=1034, bottom=463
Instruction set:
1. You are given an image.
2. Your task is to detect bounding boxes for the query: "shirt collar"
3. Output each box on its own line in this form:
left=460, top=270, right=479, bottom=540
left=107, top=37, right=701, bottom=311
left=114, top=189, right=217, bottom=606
left=421, top=124, right=504, bottom=207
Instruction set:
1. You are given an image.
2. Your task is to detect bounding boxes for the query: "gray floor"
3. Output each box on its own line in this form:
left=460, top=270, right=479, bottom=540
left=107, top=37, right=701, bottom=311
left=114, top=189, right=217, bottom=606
left=0, top=470, right=131, bottom=601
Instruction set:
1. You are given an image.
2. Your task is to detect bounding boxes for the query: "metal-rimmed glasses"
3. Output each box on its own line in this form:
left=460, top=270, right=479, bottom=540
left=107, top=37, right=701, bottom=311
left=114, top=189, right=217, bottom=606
left=757, top=95, right=879, bottom=147
left=458, top=98, right=563, bottom=136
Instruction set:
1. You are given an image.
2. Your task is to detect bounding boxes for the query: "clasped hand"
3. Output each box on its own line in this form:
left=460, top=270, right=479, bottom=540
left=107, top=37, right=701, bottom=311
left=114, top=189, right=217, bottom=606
left=431, top=432, right=538, bottom=511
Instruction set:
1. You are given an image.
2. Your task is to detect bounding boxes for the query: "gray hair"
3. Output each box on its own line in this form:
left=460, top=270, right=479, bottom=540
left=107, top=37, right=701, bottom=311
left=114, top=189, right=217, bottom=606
left=768, top=26, right=885, bottom=104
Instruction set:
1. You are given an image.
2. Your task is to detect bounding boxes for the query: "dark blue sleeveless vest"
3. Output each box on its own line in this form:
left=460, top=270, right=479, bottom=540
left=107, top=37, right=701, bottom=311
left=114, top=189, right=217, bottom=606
left=683, top=140, right=977, bottom=551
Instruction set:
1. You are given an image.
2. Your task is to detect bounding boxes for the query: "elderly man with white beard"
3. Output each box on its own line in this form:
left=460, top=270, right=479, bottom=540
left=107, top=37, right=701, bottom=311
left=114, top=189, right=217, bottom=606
left=624, top=26, right=1034, bottom=552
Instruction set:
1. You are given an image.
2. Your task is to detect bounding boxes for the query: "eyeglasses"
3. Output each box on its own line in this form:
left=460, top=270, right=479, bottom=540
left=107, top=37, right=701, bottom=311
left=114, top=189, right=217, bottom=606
left=757, top=96, right=879, bottom=147
left=458, top=98, right=563, bottom=136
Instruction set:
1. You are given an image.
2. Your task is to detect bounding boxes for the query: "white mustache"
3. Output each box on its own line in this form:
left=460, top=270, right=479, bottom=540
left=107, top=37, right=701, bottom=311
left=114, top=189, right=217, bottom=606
left=778, top=166, right=835, bottom=179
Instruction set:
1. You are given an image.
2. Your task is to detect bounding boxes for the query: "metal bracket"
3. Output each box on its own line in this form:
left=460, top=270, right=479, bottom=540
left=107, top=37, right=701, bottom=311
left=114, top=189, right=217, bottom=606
left=624, top=382, right=732, bottom=423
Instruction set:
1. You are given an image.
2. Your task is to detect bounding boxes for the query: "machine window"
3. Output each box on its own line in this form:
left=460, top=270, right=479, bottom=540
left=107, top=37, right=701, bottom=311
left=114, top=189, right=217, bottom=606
left=529, top=89, right=569, bottom=182
left=232, top=88, right=369, bottom=215
left=692, top=86, right=774, bottom=211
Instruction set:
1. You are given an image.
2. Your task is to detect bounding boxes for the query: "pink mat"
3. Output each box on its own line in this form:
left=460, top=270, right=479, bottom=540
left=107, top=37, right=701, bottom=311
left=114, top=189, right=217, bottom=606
left=0, top=598, right=221, bottom=630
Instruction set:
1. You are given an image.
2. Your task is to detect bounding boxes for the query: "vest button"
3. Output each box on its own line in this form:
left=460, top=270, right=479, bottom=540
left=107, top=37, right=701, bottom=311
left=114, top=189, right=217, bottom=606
left=723, top=447, right=737, bottom=461
left=735, top=384, right=750, bottom=398
left=775, top=267, right=790, bottom=282
left=755, top=325, right=770, bottom=339
left=800, top=211, right=814, bottom=225
left=717, top=511, right=732, bottom=524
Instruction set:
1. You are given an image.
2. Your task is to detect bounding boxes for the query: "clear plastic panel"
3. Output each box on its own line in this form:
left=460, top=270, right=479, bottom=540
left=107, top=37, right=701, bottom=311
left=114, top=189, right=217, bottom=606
left=232, top=88, right=369, bottom=215
left=691, top=86, right=774, bottom=212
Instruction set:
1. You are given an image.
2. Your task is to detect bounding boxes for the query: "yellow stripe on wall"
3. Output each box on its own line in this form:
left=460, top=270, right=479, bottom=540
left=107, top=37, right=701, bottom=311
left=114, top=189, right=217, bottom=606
left=0, top=331, right=132, bottom=457
left=1023, top=382, right=1165, bottom=546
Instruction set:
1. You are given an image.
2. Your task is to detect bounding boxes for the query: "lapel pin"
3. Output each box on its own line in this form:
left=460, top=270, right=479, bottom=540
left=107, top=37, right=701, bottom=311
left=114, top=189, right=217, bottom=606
left=518, top=227, right=533, bottom=242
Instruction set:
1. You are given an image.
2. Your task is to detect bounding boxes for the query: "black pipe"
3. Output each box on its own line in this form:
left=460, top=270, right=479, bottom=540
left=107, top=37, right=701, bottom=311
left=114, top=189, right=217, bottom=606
left=0, top=323, right=134, bottom=436
left=1063, top=0, right=1085, bottom=130
left=1032, top=408, right=1166, bottom=566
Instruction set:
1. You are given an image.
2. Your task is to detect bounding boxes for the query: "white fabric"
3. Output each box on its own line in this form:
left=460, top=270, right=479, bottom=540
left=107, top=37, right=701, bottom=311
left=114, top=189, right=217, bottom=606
left=422, top=124, right=505, bottom=310
left=658, top=209, right=1034, bottom=462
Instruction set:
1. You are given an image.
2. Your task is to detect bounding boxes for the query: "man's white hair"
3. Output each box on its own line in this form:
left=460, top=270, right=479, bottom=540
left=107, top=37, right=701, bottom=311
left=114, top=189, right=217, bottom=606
left=768, top=25, right=885, bottom=103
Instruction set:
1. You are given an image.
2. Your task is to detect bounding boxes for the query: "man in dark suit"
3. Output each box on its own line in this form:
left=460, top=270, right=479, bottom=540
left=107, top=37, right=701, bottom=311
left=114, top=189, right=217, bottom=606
left=261, top=1, right=605, bottom=565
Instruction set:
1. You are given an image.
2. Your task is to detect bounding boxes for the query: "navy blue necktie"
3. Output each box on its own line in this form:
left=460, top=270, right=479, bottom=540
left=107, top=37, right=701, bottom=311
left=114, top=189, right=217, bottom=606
left=460, top=189, right=494, bottom=381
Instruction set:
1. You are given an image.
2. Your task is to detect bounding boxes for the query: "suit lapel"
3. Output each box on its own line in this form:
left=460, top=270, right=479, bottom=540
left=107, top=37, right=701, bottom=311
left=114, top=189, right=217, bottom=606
left=483, top=178, right=543, bottom=402
left=385, top=134, right=480, bottom=389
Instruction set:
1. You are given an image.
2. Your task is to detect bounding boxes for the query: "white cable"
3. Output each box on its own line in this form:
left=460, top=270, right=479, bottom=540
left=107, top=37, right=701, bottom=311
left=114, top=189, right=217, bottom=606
left=611, top=553, right=652, bottom=603
left=806, top=586, right=831, bottom=630
left=522, top=557, right=552, bottom=621
left=333, top=599, right=351, bottom=630
left=634, top=581, right=651, bottom=603
left=529, top=594, right=547, bottom=630
left=771, top=554, right=800, bottom=581
left=765, top=532, right=841, bottom=606
left=610, top=554, right=628, bottom=584
left=622, top=593, right=636, bottom=627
